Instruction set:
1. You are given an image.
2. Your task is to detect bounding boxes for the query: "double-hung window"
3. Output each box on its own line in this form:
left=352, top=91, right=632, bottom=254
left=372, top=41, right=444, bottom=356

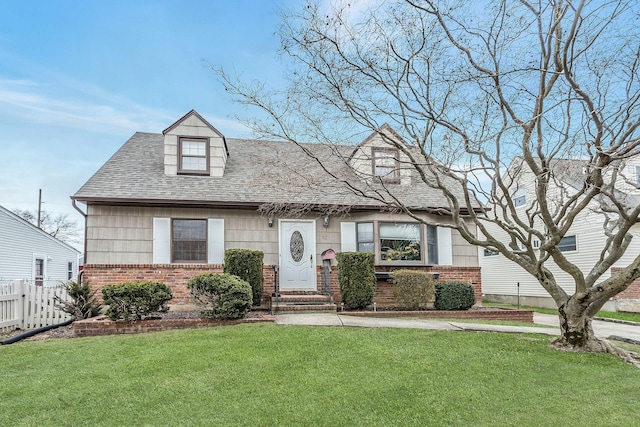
left=67, top=261, right=74, bottom=280
left=172, top=219, right=207, bottom=263
left=373, top=148, right=400, bottom=183
left=154, top=218, right=224, bottom=265
left=179, top=138, right=209, bottom=174
left=357, top=222, right=374, bottom=253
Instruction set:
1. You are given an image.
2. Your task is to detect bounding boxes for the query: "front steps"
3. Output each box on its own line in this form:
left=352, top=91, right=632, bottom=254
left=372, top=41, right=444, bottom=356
left=270, top=293, right=336, bottom=314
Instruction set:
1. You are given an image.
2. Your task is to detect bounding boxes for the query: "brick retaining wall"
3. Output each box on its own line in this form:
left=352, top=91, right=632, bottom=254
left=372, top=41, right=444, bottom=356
left=73, top=314, right=275, bottom=338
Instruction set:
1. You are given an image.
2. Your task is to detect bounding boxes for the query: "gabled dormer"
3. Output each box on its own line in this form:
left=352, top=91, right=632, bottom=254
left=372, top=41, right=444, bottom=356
left=349, top=124, right=411, bottom=185
left=162, top=110, right=229, bottom=177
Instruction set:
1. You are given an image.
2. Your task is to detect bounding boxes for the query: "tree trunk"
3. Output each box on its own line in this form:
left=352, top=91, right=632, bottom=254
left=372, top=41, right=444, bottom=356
left=551, top=301, right=640, bottom=367
left=551, top=303, right=605, bottom=352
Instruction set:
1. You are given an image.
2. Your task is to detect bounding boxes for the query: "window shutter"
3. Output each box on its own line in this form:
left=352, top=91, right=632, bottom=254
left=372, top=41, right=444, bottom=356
left=340, top=222, right=357, bottom=252
left=208, top=219, right=225, bottom=264
left=153, top=218, right=171, bottom=264
left=437, top=227, right=453, bottom=266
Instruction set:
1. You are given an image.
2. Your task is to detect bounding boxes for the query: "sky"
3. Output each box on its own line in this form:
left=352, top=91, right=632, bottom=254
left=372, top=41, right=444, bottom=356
left=0, top=0, right=303, bottom=243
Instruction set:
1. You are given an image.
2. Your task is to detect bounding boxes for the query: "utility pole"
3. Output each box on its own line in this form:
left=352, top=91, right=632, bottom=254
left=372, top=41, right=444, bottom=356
left=37, top=189, right=42, bottom=228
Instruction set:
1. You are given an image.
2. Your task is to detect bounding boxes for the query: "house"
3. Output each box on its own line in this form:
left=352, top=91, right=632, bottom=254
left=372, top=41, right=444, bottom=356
left=480, top=158, right=640, bottom=312
left=0, top=204, right=81, bottom=286
left=71, top=110, right=482, bottom=308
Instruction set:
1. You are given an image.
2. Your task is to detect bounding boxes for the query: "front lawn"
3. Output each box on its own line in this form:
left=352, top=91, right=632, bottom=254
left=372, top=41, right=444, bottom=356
left=1, top=324, right=638, bottom=426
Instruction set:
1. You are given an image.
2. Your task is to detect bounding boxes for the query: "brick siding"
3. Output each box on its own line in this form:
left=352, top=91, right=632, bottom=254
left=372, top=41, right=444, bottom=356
left=84, top=264, right=481, bottom=308
left=610, top=267, right=640, bottom=300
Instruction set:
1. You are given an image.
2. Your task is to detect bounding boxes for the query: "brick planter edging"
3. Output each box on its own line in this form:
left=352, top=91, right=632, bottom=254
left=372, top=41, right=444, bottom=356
left=73, top=314, right=275, bottom=338
left=340, top=309, right=534, bottom=323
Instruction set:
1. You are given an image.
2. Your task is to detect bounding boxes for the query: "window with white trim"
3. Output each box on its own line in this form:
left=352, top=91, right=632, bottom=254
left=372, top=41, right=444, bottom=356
left=68, top=261, right=74, bottom=280
left=34, top=257, right=45, bottom=286
left=558, top=235, right=577, bottom=252
left=483, top=248, right=499, bottom=256
left=179, top=138, right=209, bottom=174
left=373, top=148, right=400, bottom=183
left=512, top=185, right=526, bottom=207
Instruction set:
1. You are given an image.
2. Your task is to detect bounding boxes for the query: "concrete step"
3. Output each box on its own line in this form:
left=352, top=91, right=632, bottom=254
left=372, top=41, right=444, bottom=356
left=270, top=294, right=336, bottom=314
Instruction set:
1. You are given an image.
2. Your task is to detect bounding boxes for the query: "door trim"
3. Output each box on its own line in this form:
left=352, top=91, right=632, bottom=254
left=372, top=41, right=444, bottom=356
left=278, top=219, right=317, bottom=291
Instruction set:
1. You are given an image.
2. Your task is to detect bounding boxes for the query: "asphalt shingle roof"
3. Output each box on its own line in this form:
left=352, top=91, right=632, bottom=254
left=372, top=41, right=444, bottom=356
left=73, top=132, right=470, bottom=211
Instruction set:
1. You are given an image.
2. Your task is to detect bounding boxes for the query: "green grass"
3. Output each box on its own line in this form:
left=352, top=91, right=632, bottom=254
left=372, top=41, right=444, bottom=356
left=594, top=311, right=640, bottom=323
left=484, top=302, right=640, bottom=323
left=1, top=324, right=639, bottom=426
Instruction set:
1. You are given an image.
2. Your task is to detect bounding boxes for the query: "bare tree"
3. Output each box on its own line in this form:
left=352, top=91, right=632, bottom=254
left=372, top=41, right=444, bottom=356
left=219, top=0, right=640, bottom=363
left=14, top=209, right=81, bottom=246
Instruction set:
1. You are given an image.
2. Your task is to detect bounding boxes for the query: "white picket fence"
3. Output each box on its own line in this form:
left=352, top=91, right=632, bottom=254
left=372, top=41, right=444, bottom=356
left=0, top=280, right=72, bottom=332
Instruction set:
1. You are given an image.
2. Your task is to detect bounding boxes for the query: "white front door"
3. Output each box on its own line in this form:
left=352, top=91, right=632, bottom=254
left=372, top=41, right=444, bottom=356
left=279, top=220, right=317, bottom=291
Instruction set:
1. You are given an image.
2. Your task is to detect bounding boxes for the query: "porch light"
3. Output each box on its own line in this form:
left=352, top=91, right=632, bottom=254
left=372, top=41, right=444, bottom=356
left=268, top=217, right=274, bottom=228
left=323, top=214, right=330, bottom=229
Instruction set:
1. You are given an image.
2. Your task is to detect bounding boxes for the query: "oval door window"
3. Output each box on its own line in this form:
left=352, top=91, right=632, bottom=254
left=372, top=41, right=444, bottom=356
left=290, top=230, right=304, bottom=262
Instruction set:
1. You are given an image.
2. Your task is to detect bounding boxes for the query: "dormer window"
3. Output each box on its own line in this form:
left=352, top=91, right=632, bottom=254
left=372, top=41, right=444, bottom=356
left=179, top=137, right=209, bottom=175
left=373, top=148, right=400, bottom=183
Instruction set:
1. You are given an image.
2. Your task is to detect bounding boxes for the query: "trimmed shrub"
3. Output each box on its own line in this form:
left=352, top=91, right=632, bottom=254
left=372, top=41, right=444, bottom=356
left=336, top=252, right=376, bottom=309
left=187, top=273, right=252, bottom=320
left=224, top=249, right=264, bottom=306
left=54, top=280, right=102, bottom=319
left=434, top=281, right=475, bottom=311
left=392, top=270, right=436, bottom=310
left=102, top=281, right=173, bottom=321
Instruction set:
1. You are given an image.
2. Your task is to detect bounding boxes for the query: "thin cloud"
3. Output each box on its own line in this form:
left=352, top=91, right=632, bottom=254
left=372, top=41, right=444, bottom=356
left=0, top=77, right=171, bottom=134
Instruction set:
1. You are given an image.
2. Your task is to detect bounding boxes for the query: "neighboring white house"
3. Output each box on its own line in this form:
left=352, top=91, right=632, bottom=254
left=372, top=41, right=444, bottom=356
left=0, top=205, right=80, bottom=286
left=480, top=158, right=640, bottom=312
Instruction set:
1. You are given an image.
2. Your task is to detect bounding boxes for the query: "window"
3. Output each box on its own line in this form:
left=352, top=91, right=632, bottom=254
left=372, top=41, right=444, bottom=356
left=342, top=220, right=451, bottom=265
left=179, top=138, right=209, bottom=174
left=427, top=225, right=438, bottom=264
left=380, top=223, right=422, bottom=261
left=67, top=262, right=74, bottom=280
left=636, top=166, right=640, bottom=187
left=172, top=219, right=207, bottom=262
left=357, top=222, right=374, bottom=253
left=483, top=248, right=499, bottom=256
left=373, top=148, right=400, bottom=182
left=558, top=235, right=577, bottom=252
left=35, top=257, right=44, bottom=286
left=512, top=185, right=525, bottom=207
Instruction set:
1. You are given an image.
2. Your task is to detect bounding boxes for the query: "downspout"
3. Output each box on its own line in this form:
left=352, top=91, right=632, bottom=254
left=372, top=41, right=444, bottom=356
left=71, top=199, right=88, bottom=266
left=0, top=318, right=75, bottom=345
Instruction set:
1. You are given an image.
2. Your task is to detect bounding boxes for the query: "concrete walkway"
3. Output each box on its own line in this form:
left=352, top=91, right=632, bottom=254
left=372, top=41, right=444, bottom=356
left=275, top=312, right=640, bottom=343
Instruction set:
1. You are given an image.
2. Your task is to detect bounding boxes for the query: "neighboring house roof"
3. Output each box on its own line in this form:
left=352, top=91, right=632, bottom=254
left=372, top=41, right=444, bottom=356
left=509, top=156, right=640, bottom=208
left=73, top=125, right=477, bottom=213
left=0, top=204, right=80, bottom=254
